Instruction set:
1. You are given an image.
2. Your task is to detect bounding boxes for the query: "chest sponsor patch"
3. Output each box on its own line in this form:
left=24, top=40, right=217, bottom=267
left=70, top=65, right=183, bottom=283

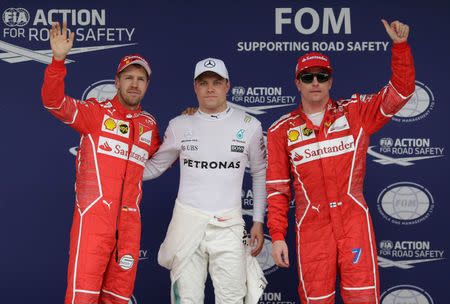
left=101, top=115, right=130, bottom=138
left=139, top=130, right=152, bottom=146
left=327, top=115, right=350, bottom=134
left=98, top=136, right=129, bottom=160
left=129, top=145, right=149, bottom=167
left=97, top=137, right=148, bottom=166
left=287, top=123, right=316, bottom=146
left=290, top=135, right=355, bottom=165
left=231, top=145, right=245, bottom=153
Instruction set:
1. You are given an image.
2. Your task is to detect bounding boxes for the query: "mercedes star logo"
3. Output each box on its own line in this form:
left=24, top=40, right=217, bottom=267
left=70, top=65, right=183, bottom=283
left=204, top=59, right=216, bottom=68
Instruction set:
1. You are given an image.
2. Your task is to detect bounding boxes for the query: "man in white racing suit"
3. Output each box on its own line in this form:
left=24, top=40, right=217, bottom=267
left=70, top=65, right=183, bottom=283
left=143, top=58, right=267, bottom=304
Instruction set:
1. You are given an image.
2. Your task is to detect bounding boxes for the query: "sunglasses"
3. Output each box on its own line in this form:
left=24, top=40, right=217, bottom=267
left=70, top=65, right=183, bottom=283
left=299, top=73, right=330, bottom=83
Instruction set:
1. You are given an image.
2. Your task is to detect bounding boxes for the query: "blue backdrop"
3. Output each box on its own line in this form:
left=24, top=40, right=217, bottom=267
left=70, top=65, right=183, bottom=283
left=1, top=1, right=448, bottom=303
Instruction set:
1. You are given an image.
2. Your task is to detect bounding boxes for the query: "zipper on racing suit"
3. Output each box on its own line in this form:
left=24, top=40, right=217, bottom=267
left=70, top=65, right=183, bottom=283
left=114, top=116, right=134, bottom=262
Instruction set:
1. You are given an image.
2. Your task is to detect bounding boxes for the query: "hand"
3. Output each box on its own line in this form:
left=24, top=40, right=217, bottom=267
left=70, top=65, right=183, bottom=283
left=50, top=21, right=74, bottom=61
left=272, top=240, right=289, bottom=268
left=381, top=19, right=409, bottom=43
left=249, top=222, right=264, bottom=257
left=182, top=107, right=198, bottom=115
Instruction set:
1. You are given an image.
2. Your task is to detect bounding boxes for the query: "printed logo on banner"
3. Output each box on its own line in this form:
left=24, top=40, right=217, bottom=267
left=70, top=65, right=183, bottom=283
left=3, top=8, right=30, bottom=26
left=259, top=292, right=296, bottom=304
left=231, top=86, right=296, bottom=105
left=381, top=285, right=434, bottom=304
left=377, top=182, right=434, bottom=225
left=128, top=294, right=137, bottom=304
left=236, top=7, right=390, bottom=53
left=392, top=81, right=435, bottom=123
left=368, top=137, right=445, bottom=166
left=1, top=8, right=137, bottom=65
left=378, top=240, right=445, bottom=269
left=82, top=80, right=117, bottom=102
left=139, top=249, right=150, bottom=261
left=241, top=187, right=295, bottom=217
left=230, top=86, right=296, bottom=115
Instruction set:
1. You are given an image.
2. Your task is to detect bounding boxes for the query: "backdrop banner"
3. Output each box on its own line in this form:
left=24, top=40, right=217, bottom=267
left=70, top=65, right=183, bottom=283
left=1, top=1, right=448, bottom=303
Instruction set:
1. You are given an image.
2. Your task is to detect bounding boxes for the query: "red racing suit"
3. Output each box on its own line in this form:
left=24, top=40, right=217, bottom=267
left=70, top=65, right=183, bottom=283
left=42, top=58, right=161, bottom=304
left=266, top=42, right=415, bottom=304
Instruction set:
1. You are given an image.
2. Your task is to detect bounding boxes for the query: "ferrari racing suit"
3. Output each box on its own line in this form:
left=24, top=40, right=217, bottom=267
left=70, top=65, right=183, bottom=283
left=42, top=58, right=161, bottom=304
left=266, top=42, right=415, bottom=304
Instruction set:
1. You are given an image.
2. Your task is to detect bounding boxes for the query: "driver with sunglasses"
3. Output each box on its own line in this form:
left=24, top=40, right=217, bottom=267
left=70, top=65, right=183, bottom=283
left=266, top=19, right=415, bottom=303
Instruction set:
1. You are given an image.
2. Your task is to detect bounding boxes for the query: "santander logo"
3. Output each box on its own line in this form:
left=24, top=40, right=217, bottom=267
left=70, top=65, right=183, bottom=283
left=291, top=135, right=355, bottom=165
left=100, top=141, right=112, bottom=151
left=293, top=152, right=303, bottom=162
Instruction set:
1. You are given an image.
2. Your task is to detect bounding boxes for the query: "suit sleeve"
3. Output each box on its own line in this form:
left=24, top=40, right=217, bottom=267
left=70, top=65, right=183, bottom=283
left=142, top=121, right=179, bottom=180
left=351, top=42, right=416, bottom=135
left=148, top=121, right=162, bottom=158
left=266, top=123, right=292, bottom=242
left=247, top=121, right=267, bottom=223
left=41, top=58, right=101, bottom=134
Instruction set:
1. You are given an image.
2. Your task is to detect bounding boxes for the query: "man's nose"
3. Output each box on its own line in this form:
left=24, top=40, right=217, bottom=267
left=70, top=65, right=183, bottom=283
left=311, top=76, right=320, bottom=85
left=130, top=78, right=138, bottom=87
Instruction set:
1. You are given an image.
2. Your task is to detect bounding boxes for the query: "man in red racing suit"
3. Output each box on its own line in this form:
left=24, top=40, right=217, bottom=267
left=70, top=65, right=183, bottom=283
left=266, top=20, right=415, bottom=303
left=41, top=22, right=161, bottom=303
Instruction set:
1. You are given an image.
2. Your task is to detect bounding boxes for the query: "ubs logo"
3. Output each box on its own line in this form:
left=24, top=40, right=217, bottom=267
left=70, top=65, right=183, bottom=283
left=181, top=144, right=198, bottom=151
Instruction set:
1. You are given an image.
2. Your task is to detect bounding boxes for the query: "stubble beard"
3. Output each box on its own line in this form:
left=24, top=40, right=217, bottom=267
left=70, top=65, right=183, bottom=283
left=118, top=89, right=142, bottom=110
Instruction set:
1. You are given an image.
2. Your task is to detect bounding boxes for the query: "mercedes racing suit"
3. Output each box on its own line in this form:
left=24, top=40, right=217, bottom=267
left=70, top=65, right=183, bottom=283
left=266, top=42, right=415, bottom=304
left=42, top=58, right=161, bottom=304
left=143, top=106, right=267, bottom=303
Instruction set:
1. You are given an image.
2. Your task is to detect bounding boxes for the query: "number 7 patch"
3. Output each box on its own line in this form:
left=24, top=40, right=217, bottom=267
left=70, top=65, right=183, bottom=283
left=351, top=248, right=362, bottom=264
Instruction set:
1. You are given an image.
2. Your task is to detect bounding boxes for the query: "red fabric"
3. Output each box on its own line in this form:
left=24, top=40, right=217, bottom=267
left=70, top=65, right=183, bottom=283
left=42, top=58, right=161, bottom=303
left=296, top=52, right=333, bottom=77
left=116, top=54, right=151, bottom=77
left=267, top=42, right=415, bottom=303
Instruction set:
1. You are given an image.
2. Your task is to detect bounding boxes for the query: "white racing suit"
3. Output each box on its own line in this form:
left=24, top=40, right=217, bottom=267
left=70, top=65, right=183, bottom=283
left=158, top=201, right=267, bottom=304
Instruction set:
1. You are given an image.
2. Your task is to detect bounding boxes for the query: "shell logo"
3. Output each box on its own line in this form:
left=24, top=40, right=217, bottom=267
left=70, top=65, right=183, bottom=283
left=288, top=130, right=300, bottom=142
left=104, top=119, right=117, bottom=131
